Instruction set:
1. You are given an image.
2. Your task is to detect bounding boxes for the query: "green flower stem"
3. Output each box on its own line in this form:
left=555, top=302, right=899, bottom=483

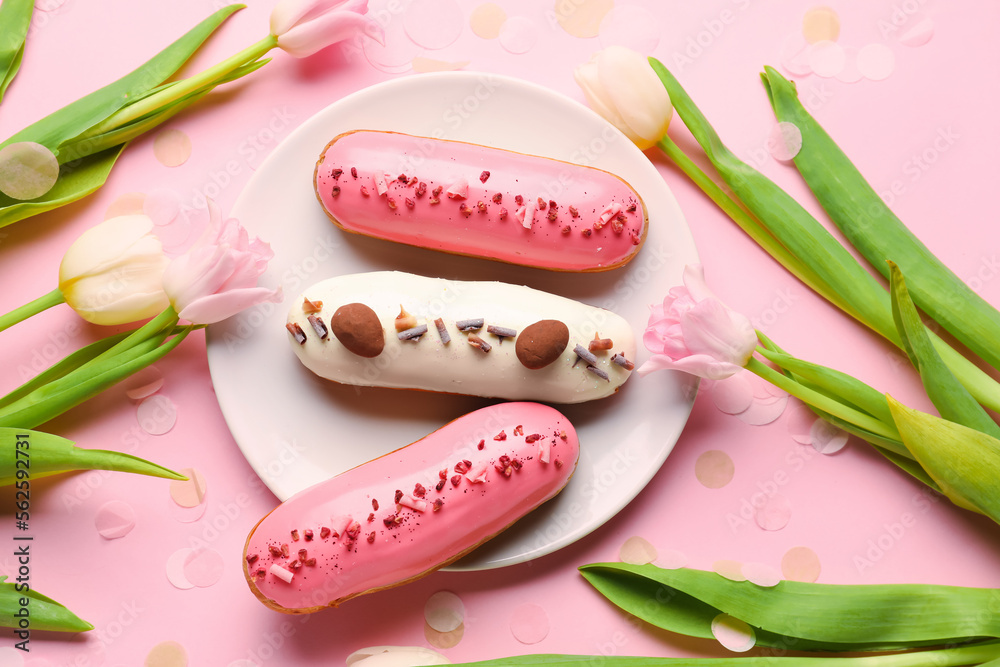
left=657, top=137, right=864, bottom=325
left=0, top=288, right=65, bottom=333
left=76, top=34, right=277, bottom=142
left=1, top=577, right=93, bottom=633
left=75, top=307, right=178, bottom=375
left=746, top=356, right=900, bottom=442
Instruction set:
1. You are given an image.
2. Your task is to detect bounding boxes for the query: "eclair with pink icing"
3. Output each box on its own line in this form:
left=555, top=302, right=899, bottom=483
left=286, top=271, right=636, bottom=403
left=314, top=130, right=648, bottom=272
left=243, top=402, right=579, bottom=613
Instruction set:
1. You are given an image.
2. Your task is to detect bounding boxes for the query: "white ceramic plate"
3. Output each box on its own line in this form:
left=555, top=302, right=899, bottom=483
left=206, top=72, right=699, bottom=570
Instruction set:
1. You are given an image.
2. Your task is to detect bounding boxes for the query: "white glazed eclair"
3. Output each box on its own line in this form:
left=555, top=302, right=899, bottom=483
left=285, top=271, right=636, bottom=403
left=243, top=402, right=580, bottom=613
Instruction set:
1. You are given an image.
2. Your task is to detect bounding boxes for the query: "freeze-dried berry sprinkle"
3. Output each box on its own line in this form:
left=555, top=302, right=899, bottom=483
left=525, top=434, right=542, bottom=443
left=351, top=166, right=358, bottom=178
left=561, top=225, right=571, bottom=235
left=387, top=197, right=397, bottom=209
left=537, top=197, right=547, bottom=210
left=304, top=529, right=314, bottom=541
left=397, top=173, right=407, bottom=182
left=549, top=200, right=557, bottom=210
left=500, top=207, right=508, bottom=220
left=414, top=483, right=427, bottom=498
left=416, top=182, right=427, bottom=197
left=432, top=185, right=443, bottom=197
left=367, top=532, right=376, bottom=543
left=331, top=186, right=341, bottom=197
left=581, top=228, right=592, bottom=237
left=451, top=475, right=462, bottom=487
left=435, top=479, right=446, bottom=492
left=332, top=168, right=343, bottom=179
left=372, top=499, right=379, bottom=511
left=394, top=489, right=403, bottom=503
left=320, top=527, right=331, bottom=539
left=478, top=439, right=485, bottom=450
left=360, top=185, right=370, bottom=197
left=367, top=512, right=375, bottom=522
left=495, top=430, right=507, bottom=440
left=492, top=193, right=502, bottom=203
left=514, top=194, right=524, bottom=205
left=480, top=170, right=490, bottom=183
left=569, top=205, right=579, bottom=218
left=626, top=203, right=636, bottom=212
left=405, top=197, right=415, bottom=208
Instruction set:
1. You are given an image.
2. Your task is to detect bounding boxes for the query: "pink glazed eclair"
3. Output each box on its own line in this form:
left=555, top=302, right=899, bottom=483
left=314, top=130, right=648, bottom=272
left=243, top=402, right=579, bottom=613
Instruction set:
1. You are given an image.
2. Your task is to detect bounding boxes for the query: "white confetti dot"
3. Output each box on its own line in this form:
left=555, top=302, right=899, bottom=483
left=95, top=500, right=136, bottom=540
left=806, top=40, right=846, bottom=78
left=166, top=548, right=195, bottom=590
left=425, top=591, right=464, bottom=633
left=767, top=122, right=803, bottom=162
left=510, top=603, right=550, bottom=644
left=857, top=43, right=896, bottom=81
left=655, top=549, right=688, bottom=569
left=499, top=16, right=538, bottom=54
left=619, top=536, right=658, bottom=565
left=403, top=0, right=463, bottom=50
left=742, top=562, right=782, bottom=587
left=737, top=395, right=789, bottom=426
left=755, top=493, right=792, bottom=531
left=598, top=5, right=660, bottom=53
left=712, top=559, right=746, bottom=582
left=713, top=373, right=753, bottom=414
left=137, top=394, right=177, bottom=435
left=183, top=548, right=225, bottom=588
left=810, top=419, right=849, bottom=454
left=712, top=614, right=757, bottom=652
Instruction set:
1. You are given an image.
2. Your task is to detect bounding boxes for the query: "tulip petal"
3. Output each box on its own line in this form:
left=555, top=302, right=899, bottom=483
left=680, top=300, right=756, bottom=367
left=59, top=215, right=158, bottom=282
left=163, top=245, right=237, bottom=312
left=598, top=47, right=672, bottom=146
left=574, top=61, right=642, bottom=146
left=681, top=264, right=716, bottom=303
left=278, top=9, right=383, bottom=57
left=177, top=286, right=283, bottom=325
left=638, top=353, right=743, bottom=380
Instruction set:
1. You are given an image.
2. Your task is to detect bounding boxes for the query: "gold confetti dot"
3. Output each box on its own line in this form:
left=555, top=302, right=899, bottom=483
left=470, top=3, right=507, bottom=39
left=781, top=546, right=821, bottom=582
left=554, top=0, right=614, bottom=38
left=425, top=620, right=464, bottom=649
left=802, top=6, right=840, bottom=44
left=153, top=128, right=192, bottom=167
left=695, top=450, right=735, bottom=489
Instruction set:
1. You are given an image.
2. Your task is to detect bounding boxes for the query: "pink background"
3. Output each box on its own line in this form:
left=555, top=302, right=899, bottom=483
left=2, top=0, right=999, bottom=664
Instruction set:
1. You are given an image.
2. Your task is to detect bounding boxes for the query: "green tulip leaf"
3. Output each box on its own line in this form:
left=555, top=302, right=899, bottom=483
left=0, top=0, right=33, bottom=104
left=0, top=427, right=185, bottom=487
left=0, top=576, right=92, bottom=633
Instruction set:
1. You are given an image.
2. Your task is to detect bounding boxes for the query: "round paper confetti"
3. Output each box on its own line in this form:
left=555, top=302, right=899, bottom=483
left=754, top=493, right=792, bottom=531
left=35, top=0, right=66, bottom=10
left=424, top=621, right=464, bottom=649
left=412, top=57, right=470, bottom=72
left=754, top=374, right=788, bottom=400
left=0, top=142, right=60, bottom=200
left=470, top=3, right=506, bottom=39
left=143, top=189, right=182, bottom=226
left=779, top=34, right=812, bottom=76
left=510, top=603, right=550, bottom=644
left=170, top=468, right=208, bottom=508
left=898, top=17, right=934, bottom=47
left=713, top=373, right=753, bottom=414
left=425, top=591, right=464, bottom=633
left=711, top=614, right=756, bottom=652
left=802, top=6, right=840, bottom=44
left=712, top=559, right=746, bottom=582
left=598, top=6, right=660, bottom=53
left=145, top=640, right=188, bottom=667
left=737, top=395, right=789, bottom=426
left=655, top=549, right=688, bottom=570
left=137, top=394, right=177, bottom=435
left=183, top=548, right=225, bottom=588
left=168, top=497, right=208, bottom=523
left=155, top=215, right=195, bottom=256
left=695, top=450, right=735, bottom=489
left=767, top=122, right=803, bottom=162
left=498, top=16, right=538, bottom=54
left=807, top=40, right=846, bottom=78
left=857, top=43, right=896, bottom=81
left=152, top=129, right=192, bottom=168
left=106, top=191, right=147, bottom=219
left=166, top=548, right=195, bottom=590
left=0, top=647, right=25, bottom=667
left=742, top=562, right=782, bottom=587
left=810, top=419, right=848, bottom=455
left=836, top=47, right=863, bottom=84
left=404, top=0, right=463, bottom=50
left=95, top=500, right=136, bottom=540
left=125, top=366, right=164, bottom=401
left=554, top=0, right=613, bottom=38
left=619, top=536, right=658, bottom=565
left=786, top=402, right=817, bottom=444
left=363, top=21, right=421, bottom=74
left=781, top=546, right=822, bottom=582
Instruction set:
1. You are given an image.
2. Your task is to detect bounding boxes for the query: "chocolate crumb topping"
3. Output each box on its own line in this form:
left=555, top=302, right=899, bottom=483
left=487, top=324, right=517, bottom=341
left=286, top=322, right=307, bottom=345
left=587, top=365, right=610, bottom=382
left=307, top=314, right=328, bottom=339
left=302, top=297, right=322, bottom=314
left=515, top=320, right=570, bottom=370
left=397, top=324, right=428, bottom=341
left=331, top=303, right=384, bottom=358
left=434, top=317, right=451, bottom=344
left=468, top=333, right=491, bottom=353
left=589, top=334, right=613, bottom=352
left=574, top=344, right=598, bottom=366
left=456, top=318, right=484, bottom=331
left=612, top=353, right=635, bottom=371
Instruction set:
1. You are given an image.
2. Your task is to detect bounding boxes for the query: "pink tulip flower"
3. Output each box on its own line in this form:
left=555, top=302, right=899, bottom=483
left=162, top=203, right=282, bottom=325
left=270, top=0, right=384, bottom=58
left=638, top=265, right=757, bottom=380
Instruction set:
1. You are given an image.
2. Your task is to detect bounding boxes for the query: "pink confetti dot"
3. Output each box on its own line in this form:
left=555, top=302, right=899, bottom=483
left=742, top=562, right=782, bottom=587
left=779, top=33, right=812, bottom=76
left=836, top=47, right=864, bottom=84
left=95, top=500, right=136, bottom=540
left=143, top=189, right=182, bottom=226
left=786, top=402, right=817, bottom=444
left=755, top=493, right=792, bottom=531
left=137, top=394, right=177, bottom=436
left=857, top=43, right=896, bottom=81
left=807, top=40, right=846, bottom=78
left=510, top=603, right=550, bottom=644
left=404, top=0, right=463, bottom=50
left=619, top=536, right=658, bottom=565
left=898, top=17, right=934, bottom=47
left=170, top=468, right=208, bottom=508
left=712, top=614, right=756, bottom=652
left=713, top=373, right=753, bottom=414
left=125, top=366, right=164, bottom=401
left=363, top=21, right=420, bottom=74
left=165, top=548, right=194, bottom=590
left=499, top=16, right=538, bottom=54
left=695, top=450, right=735, bottom=489
left=781, top=546, right=822, bottom=582
left=767, top=122, right=803, bottom=162
left=183, top=548, right=225, bottom=588
left=425, top=591, right=464, bottom=633
left=737, top=395, right=789, bottom=426
left=153, top=129, right=192, bottom=168
left=144, top=640, right=188, bottom=667
left=810, top=419, right=849, bottom=454
left=169, top=498, right=208, bottom=523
